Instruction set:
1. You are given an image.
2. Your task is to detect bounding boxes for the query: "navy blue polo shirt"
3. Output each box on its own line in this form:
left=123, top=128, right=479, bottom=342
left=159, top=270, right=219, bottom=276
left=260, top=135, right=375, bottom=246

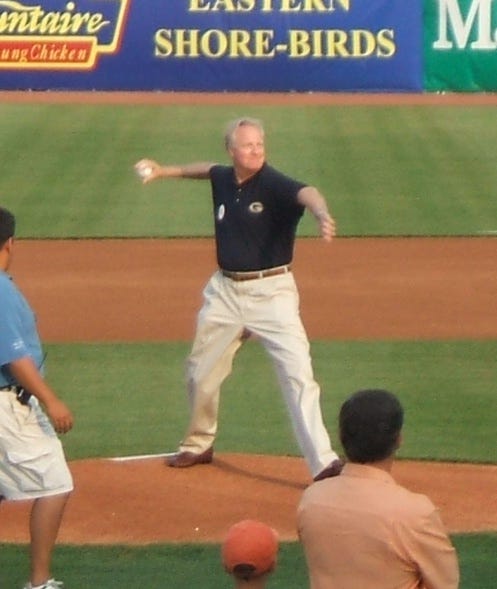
left=210, top=163, right=306, bottom=272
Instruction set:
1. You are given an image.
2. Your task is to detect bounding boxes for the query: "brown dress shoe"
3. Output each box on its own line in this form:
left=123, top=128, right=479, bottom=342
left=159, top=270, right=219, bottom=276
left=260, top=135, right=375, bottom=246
left=313, top=458, right=345, bottom=482
left=166, top=447, right=214, bottom=468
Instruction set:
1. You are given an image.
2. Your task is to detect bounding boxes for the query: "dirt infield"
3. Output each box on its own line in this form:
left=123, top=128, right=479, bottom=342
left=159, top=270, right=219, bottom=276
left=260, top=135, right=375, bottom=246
left=11, top=237, right=497, bottom=341
left=0, top=236, right=496, bottom=544
left=2, top=456, right=496, bottom=545
left=3, top=90, right=497, bottom=106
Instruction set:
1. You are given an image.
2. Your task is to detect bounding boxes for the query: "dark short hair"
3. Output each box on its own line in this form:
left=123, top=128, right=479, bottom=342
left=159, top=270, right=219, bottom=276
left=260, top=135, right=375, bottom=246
left=339, top=389, right=404, bottom=463
left=0, top=206, right=16, bottom=247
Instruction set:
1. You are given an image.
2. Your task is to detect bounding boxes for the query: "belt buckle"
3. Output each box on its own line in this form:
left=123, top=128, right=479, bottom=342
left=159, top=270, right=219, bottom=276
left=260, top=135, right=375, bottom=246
left=16, top=388, right=32, bottom=406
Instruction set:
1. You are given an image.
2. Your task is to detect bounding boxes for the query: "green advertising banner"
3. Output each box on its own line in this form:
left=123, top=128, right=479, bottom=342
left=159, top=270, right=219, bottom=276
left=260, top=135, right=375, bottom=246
left=424, top=0, right=497, bottom=91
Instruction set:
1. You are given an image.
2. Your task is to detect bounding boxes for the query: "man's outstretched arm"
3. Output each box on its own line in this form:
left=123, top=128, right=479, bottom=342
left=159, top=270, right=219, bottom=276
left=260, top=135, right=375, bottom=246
left=134, top=159, right=215, bottom=183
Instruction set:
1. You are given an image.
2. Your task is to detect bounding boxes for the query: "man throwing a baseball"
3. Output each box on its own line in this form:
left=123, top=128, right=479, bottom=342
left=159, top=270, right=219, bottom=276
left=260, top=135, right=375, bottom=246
left=135, top=117, right=342, bottom=481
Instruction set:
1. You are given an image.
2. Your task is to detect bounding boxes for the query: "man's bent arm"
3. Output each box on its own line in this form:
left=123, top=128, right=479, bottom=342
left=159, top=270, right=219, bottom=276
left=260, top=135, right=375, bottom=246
left=9, top=356, right=73, bottom=434
left=297, top=186, right=336, bottom=242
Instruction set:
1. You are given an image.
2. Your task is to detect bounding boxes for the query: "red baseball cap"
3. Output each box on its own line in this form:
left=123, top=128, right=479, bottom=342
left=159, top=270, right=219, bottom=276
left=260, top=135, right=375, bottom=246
left=222, top=520, right=279, bottom=579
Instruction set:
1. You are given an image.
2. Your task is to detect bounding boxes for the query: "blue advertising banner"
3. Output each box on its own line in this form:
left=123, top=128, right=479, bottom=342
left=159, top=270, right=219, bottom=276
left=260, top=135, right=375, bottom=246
left=0, top=0, right=423, bottom=92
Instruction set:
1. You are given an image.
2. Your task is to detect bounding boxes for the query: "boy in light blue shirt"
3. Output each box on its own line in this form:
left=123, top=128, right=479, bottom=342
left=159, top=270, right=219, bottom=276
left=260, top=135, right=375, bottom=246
left=0, top=206, right=74, bottom=589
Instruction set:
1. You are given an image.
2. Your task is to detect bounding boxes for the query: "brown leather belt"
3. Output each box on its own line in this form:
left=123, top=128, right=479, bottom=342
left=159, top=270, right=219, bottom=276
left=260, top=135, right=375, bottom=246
left=221, top=265, right=292, bottom=282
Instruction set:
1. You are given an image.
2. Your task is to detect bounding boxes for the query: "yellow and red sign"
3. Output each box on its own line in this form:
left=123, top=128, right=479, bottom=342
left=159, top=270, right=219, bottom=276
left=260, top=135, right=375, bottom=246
left=0, top=0, right=130, bottom=69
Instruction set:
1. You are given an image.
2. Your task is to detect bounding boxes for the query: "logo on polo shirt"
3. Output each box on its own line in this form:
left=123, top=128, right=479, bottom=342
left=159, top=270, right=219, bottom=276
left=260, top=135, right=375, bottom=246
left=12, top=339, right=24, bottom=351
left=249, top=202, right=264, bottom=214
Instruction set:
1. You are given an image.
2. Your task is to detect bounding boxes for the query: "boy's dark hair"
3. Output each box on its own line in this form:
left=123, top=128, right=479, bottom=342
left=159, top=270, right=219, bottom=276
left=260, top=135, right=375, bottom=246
left=339, top=389, right=404, bottom=463
left=0, top=207, right=16, bottom=247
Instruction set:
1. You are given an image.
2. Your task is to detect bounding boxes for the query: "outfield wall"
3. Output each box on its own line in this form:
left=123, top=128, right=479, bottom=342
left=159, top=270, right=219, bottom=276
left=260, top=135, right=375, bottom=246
left=0, top=0, right=495, bottom=92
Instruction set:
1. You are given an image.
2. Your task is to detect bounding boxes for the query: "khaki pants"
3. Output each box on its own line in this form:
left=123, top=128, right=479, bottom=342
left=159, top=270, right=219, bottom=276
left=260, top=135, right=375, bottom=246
left=179, top=270, right=338, bottom=477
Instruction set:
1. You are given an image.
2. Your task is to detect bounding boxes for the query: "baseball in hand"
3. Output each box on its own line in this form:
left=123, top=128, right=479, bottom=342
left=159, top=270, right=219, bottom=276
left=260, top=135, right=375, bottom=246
left=136, top=164, right=153, bottom=179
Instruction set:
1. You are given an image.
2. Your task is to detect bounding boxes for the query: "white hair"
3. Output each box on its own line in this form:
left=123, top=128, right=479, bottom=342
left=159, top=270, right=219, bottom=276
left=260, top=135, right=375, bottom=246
left=224, top=117, right=264, bottom=149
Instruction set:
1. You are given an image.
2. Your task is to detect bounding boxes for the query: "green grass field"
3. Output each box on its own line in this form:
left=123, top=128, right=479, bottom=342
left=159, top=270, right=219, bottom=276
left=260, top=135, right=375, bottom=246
left=1, top=103, right=497, bottom=237
left=2, top=534, right=497, bottom=589
left=43, top=340, right=497, bottom=463
left=0, top=100, right=496, bottom=588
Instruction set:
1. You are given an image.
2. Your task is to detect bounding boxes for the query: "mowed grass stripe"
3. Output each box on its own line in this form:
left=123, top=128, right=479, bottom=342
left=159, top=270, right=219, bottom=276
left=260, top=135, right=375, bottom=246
left=43, top=340, right=497, bottom=464
left=0, top=104, right=496, bottom=237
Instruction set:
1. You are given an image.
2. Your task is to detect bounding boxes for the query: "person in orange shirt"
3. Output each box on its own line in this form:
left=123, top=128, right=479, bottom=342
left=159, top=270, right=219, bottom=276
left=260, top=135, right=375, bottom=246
left=297, top=389, right=459, bottom=589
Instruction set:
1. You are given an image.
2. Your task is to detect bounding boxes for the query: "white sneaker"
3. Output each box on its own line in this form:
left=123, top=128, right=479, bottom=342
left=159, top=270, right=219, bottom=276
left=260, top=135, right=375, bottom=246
left=23, top=579, right=64, bottom=589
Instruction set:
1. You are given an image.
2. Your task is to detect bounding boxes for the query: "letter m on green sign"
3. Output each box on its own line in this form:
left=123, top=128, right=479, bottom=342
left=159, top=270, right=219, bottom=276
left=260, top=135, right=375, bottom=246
left=434, top=0, right=497, bottom=49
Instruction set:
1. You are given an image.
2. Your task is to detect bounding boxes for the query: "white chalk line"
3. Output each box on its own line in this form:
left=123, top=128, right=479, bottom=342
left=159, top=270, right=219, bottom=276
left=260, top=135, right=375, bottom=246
left=107, top=452, right=175, bottom=462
